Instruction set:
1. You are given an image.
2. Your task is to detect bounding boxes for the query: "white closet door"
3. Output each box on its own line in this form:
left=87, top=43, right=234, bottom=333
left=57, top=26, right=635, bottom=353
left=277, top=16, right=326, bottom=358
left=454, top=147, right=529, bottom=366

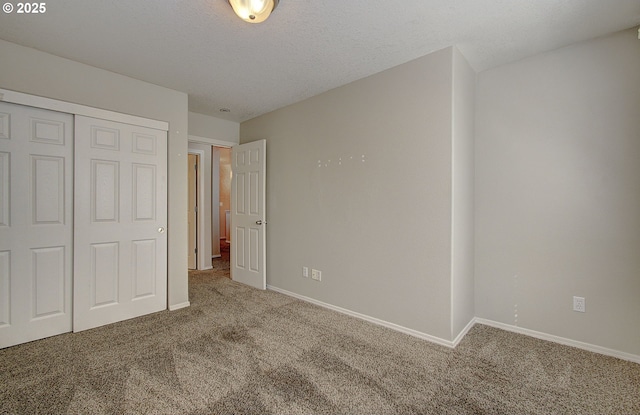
left=0, top=102, right=73, bottom=348
left=73, top=116, right=167, bottom=332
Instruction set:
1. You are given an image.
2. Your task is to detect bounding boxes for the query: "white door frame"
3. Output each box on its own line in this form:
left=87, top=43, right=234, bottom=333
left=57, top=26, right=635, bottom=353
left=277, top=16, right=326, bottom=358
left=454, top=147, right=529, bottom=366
left=0, top=89, right=168, bottom=131
left=188, top=148, right=207, bottom=270
left=187, top=153, right=199, bottom=269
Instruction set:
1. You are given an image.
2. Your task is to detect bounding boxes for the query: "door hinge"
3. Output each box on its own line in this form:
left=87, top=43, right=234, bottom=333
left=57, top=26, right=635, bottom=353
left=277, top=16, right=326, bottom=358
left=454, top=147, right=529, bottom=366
left=195, top=248, right=197, bottom=254
left=194, top=206, right=198, bottom=213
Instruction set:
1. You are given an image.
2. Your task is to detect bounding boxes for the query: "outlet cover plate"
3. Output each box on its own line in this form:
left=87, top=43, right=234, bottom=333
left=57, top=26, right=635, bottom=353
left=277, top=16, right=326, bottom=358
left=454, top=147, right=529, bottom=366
left=311, top=269, right=321, bottom=281
left=573, top=296, right=586, bottom=313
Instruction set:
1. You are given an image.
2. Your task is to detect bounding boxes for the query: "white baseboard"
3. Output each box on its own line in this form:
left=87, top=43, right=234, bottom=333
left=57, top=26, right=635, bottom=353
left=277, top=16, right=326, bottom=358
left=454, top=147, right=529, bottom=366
left=474, top=318, right=640, bottom=364
left=169, top=301, right=190, bottom=311
left=267, top=285, right=457, bottom=348
left=265, top=285, right=640, bottom=364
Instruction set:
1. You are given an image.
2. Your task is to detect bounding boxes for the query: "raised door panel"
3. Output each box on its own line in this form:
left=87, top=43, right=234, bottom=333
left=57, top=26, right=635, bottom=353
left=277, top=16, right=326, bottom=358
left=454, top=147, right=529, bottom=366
left=132, top=133, right=156, bottom=155
left=91, top=242, right=119, bottom=308
left=91, top=126, right=120, bottom=151
left=132, top=239, right=156, bottom=299
left=0, top=152, right=9, bottom=227
left=0, top=112, right=9, bottom=139
left=249, top=171, right=259, bottom=215
left=30, top=118, right=65, bottom=146
left=249, top=228, right=259, bottom=272
left=31, top=246, right=65, bottom=318
left=132, top=164, right=156, bottom=221
left=31, top=155, right=65, bottom=225
left=92, top=160, right=120, bottom=223
left=235, top=226, right=245, bottom=269
left=249, top=148, right=260, bottom=165
left=0, top=251, right=10, bottom=327
left=235, top=172, right=246, bottom=214
left=235, top=151, right=246, bottom=168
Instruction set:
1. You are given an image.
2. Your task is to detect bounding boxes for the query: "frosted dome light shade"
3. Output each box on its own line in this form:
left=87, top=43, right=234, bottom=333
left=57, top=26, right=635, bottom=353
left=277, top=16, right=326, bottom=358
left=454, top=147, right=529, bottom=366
left=228, top=0, right=278, bottom=23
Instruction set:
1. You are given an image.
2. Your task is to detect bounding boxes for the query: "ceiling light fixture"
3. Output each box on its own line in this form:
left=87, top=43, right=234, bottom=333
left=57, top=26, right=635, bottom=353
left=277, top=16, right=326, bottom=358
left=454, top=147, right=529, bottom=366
left=228, top=0, right=279, bottom=23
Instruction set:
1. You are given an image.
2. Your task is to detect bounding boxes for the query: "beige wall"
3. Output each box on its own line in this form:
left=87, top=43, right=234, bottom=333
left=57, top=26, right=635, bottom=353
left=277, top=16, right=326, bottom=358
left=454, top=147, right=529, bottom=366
left=241, top=47, right=473, bottom=341
left=188, top=111, right=239, bottom=144
left=451, top=48, right=476, bottom=338
left=475, top=28, right=640, bottom=355
left=0, top=39, right=190, bottom=309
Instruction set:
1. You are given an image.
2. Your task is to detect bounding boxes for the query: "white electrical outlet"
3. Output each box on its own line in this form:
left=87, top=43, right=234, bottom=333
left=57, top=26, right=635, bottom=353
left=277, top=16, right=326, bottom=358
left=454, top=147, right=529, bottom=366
left=311, top=269, right=321, bottom=281
left=573, top=296, right=586, bottom=313
left=302, top=267, right=309, bottom=278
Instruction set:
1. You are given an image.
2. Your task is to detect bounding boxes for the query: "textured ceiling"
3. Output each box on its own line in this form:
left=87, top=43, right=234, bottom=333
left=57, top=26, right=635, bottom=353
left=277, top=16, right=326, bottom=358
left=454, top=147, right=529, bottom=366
left=0, top=0, right=639, bottom=122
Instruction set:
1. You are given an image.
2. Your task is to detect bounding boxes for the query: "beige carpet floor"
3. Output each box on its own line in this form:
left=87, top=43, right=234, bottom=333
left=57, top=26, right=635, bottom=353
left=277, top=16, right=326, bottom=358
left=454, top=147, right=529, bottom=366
left=1, top=265, right=638, bottom=414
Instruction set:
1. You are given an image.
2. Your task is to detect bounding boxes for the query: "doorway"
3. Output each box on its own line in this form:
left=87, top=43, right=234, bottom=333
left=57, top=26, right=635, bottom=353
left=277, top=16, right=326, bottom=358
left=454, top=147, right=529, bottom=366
left=185, top=138, right=266, bottom=289
left=186, top=141, right=232, bottom=275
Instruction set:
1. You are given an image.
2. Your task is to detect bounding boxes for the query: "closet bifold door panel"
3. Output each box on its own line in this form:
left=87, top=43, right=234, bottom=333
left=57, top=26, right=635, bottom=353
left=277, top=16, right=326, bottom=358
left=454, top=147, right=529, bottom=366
left=73, top=116, right=168, bottom=332
left=0, top=102, right=73, bottom=349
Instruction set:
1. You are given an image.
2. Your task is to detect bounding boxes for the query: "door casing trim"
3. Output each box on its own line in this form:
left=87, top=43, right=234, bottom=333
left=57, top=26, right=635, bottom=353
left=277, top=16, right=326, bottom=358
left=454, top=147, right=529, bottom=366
left=0, top=88, right=168, bottom=131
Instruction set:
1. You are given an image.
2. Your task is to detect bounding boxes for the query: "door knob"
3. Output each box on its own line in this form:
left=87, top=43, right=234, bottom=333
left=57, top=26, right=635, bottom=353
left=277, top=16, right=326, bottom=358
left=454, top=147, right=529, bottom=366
left=256, top=220, right=266, bottom=225
left=158, top=227, right=166, bottom=234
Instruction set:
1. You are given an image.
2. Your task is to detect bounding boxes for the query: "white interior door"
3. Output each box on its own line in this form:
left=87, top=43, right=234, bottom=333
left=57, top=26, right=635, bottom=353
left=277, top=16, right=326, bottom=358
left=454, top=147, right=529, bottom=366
left=231, top=140, right=266, bottom=290
left=0, top=102, right=73, bottom=348
left=73, top=116, right=167, bottom=332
